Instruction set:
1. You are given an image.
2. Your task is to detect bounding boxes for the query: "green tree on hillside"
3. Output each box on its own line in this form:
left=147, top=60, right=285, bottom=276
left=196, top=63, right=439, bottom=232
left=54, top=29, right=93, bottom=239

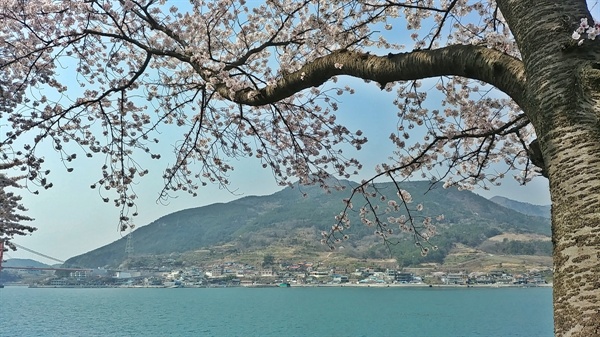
left=2, top=1, right=600, bottom=334
left=262, top=254, right=275, bottom=267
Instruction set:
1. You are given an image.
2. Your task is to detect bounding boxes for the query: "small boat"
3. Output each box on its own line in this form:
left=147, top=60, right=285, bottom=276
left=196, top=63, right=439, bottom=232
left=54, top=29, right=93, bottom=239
left=278, top=283, right=291, bottom=288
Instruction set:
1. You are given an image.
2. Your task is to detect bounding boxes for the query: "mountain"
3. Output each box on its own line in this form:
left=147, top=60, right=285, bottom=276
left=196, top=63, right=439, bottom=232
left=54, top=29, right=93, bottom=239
left=65, top=180, right=551, bottom=268
left=0, top=259, right=54, bottom=284
left=3, top=258, right=51, bottom=268
left=490, top=196, right=551, bottom=219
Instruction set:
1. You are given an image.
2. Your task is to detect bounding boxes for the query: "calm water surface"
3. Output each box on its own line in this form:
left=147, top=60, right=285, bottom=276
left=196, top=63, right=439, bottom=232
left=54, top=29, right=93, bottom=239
left=0, top=286, right=553, bottom=336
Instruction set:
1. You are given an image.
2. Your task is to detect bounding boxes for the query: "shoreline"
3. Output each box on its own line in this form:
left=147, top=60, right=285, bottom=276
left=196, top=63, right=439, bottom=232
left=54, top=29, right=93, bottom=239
left=4, top=282, right=552, bottom=289
left=280, top=282, right=552, bottom=288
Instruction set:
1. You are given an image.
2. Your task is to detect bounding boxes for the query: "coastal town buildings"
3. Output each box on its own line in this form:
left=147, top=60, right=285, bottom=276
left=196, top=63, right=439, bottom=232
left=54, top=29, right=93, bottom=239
left=4, top=259, right=551, bottom=288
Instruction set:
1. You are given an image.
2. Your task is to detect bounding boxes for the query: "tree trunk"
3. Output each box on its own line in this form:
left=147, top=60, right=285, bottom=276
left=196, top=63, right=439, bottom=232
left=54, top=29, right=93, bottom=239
left=547, top=120, right=600, bottom=336
left=535, top=43, right=600, bottom=337
left=497, top=0, right=600, bottom=334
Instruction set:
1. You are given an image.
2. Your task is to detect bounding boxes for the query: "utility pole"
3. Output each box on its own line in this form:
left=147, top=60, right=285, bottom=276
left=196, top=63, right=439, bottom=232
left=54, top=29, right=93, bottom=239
left=125, top=228, right=134, bottom=258
left=0, top=241, right=4, bottom=287
left=0, top=240, right=4, bottom=269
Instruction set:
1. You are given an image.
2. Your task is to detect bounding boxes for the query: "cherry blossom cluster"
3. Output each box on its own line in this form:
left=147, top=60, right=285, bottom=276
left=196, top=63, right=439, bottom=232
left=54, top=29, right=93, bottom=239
left=0, top=165, right=35, bottom=249
left=572, top=18, right=600, bottom=44
left=322, top=177, right=442, bottom=255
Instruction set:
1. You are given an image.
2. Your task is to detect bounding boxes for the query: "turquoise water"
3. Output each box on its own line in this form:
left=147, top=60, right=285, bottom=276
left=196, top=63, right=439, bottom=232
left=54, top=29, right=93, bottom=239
left=0, top=286, right=553, bottom=336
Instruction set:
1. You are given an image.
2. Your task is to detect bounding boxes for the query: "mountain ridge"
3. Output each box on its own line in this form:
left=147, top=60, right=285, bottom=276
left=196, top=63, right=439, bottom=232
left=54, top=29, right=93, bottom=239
left=490, top=196, right=551, bottom=219
left=2, top=258, right=52, bottom=268
left=65, top=180, right=551, bottom=268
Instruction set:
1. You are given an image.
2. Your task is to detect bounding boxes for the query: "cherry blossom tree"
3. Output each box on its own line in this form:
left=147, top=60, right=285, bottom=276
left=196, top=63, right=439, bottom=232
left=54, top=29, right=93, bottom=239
left=0, top=164, right=35, bottom=251
left=1, top=0, right=599, bottom=334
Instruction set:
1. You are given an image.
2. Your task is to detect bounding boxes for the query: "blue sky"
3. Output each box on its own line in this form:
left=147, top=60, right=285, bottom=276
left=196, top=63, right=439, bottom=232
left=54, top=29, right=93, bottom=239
left=7, top=75, right=551, bottom=264
left=4, top=3, right=555, bottom=264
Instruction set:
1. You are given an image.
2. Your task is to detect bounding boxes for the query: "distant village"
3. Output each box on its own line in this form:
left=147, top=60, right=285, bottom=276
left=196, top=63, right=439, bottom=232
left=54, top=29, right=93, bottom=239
left=5, top=259, right=552, bottom=288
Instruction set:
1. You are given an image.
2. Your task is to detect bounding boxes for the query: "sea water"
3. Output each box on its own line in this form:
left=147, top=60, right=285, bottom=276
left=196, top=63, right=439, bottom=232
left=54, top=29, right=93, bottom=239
left=0, top=286, right=553, bottom=336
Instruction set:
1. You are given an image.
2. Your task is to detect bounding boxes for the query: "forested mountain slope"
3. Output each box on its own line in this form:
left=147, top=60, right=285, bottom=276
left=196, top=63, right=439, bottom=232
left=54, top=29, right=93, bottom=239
left=65, top=181, right=550, bottom=268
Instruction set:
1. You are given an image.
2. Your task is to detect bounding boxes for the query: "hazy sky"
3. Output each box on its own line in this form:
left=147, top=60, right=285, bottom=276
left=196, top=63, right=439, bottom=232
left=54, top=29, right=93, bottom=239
left=6, top=76, right=552, bottom=264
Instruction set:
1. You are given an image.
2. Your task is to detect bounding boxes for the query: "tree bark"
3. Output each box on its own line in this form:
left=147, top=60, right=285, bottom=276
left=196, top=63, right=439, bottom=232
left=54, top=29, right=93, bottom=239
left=223, top=46, right=526, bottom=108
left=499, top=0, right=600, bottom=335
left=548, top=121, right=600, bottom=336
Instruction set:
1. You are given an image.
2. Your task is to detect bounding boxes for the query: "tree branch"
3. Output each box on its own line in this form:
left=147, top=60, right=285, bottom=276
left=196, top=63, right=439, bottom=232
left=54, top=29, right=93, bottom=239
left=222, top=45, right=527, bottom=109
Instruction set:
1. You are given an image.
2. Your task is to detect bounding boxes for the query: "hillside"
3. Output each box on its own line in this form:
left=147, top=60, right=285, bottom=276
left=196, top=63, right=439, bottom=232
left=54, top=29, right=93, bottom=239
left=3, top=258, right=51, bottom=268
left=490, top=196, right=551, bottom=219
left=65, top=180, right=551, bottom=268
left=0, top=259, right=54, bottom=284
